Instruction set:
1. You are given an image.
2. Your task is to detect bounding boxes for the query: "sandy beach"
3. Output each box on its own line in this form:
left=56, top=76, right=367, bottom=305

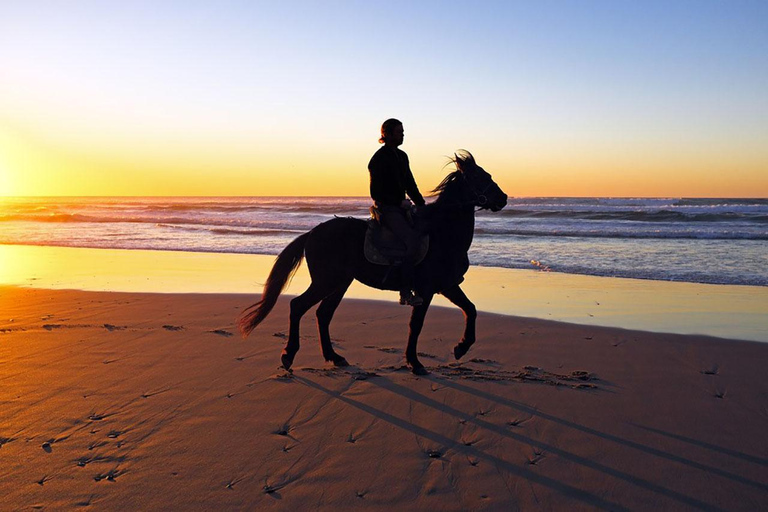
left=4, top=0, right=767, bottom=509
left=2, top=285, right=767, bottom=510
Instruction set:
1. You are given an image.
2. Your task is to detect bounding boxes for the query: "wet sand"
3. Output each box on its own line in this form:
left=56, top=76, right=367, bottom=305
left=2, top=244, right=766, bottom=341
left=1, top=286, right=766, bottom=510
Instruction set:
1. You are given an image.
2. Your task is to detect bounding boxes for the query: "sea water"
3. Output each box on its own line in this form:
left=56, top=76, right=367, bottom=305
left=1, top=196, right=766, bottom=287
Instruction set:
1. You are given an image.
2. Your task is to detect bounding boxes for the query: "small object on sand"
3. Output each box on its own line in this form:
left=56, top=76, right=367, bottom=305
left=41, top=442, right=52, bottom=453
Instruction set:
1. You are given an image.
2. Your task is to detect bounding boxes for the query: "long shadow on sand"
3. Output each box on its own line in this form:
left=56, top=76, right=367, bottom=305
left=630, top=423, right=768, bottom=468
left=435, top=377, right=768, bottom=495
left=373, top=375, right=742, bottom=511
left=296, top=371, right=738, bottom=511
left=296, top=374, right=630, bottom=511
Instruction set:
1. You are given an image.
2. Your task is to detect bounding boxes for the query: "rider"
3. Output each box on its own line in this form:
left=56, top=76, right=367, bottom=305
left=368, top=118, right=426, bottom=307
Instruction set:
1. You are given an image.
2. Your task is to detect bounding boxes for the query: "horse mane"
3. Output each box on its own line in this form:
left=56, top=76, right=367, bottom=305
left=429, top=150, right=475, bottom=197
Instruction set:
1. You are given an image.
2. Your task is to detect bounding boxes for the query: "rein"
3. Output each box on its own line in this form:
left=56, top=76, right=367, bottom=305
left=438, top=173, right=495, bottom=211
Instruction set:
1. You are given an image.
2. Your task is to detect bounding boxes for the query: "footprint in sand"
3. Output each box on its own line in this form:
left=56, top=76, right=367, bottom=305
left=468, top=358, right=498, bottom=365
left=273, top=425, right=293, bottom=437
left=263, top=480, right=291, bottom=495
left=507, top=417, right=531, bottom=427
left=225, top=476, right=244, bottom=490
left=94, top=469, right=121, bottom=482
left=162, top=325, right=184, bottom=331
left=88, top=441, right=109, bottom=451
left=75, top=495, right=95, bottom=507
left=528, top=449, right=546, bottom=465
left=208, top=329, right=233, bottom=337
left=141, top=388, right=170, bottom=398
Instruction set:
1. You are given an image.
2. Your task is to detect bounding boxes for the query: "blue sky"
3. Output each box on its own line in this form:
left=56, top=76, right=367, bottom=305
left=1, top=0, right=766, bottom=196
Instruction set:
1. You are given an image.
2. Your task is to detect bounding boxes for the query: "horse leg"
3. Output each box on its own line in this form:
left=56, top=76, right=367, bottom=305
left=405, top=293, right=433, bottom=375
left=441, top=284, right=477, bottom=360
left=283, top=282, right=331, bottom=370
left=316, top=280, right=353, bottom=367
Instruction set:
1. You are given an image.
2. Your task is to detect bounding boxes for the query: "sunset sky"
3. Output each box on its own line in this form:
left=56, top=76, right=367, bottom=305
left=1, top=0, right=766, bottom=197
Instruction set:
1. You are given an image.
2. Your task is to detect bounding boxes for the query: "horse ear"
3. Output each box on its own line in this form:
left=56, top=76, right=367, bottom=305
left=454, top=153, right=463, bottom=172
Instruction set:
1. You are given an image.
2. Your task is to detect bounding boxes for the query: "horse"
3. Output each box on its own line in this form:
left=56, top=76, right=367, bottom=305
left=238, top=151, right=508, bottom=375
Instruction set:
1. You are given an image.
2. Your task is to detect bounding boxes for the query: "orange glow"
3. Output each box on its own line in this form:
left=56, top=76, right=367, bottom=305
left=1, top=119, right=766, bottom=198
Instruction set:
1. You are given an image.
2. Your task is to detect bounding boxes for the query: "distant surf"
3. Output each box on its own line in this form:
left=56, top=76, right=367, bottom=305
left=1, top=196, right=766, bottom=286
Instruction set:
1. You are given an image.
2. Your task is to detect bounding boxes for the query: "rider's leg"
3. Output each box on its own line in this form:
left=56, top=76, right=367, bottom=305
left=380, top=207, right=422, bottom=305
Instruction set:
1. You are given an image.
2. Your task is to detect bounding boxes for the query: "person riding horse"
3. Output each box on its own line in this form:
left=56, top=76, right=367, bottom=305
left=368, top=118, right=425, bottom=306
left=239, top=148, right=508, bottom=374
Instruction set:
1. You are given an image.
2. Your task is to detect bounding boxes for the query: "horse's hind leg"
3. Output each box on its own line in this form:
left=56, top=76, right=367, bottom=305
left=283, top=282, right=332, bottom=370
left=441, top=284, right=477, bottom=360
left=316, top=279, right=353, bottom=366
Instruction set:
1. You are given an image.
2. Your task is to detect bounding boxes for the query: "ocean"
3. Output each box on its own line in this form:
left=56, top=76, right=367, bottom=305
left=1, top=197, right=766, bottom=287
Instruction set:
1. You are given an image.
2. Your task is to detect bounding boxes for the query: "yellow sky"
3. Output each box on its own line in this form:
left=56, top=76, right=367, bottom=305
left=1, top=2, right=767, bottom=198
left=2, top=117, right=766, bottom=198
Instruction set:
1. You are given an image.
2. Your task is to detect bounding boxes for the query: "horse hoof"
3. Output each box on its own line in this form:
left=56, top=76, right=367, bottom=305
left=328, top=355, right=349, bottom=367
left=454, top=343, right=469, bottom=360
left=281, top=352, right=294, bottom=370
left=408, top=362, right=429, bottom=376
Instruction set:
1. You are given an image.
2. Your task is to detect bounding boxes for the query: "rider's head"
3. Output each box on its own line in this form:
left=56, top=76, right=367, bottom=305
left=379, top=118, right=404, bottom=146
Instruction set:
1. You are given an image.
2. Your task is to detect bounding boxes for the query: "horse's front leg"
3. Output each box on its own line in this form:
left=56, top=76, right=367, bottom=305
left=440, top=284, right=477, bottom=360
left=405, top=293, right=433, bottom=375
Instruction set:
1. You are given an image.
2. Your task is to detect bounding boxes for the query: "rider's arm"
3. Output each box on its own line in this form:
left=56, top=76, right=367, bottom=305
left=401, top=153, right=425, bottom=207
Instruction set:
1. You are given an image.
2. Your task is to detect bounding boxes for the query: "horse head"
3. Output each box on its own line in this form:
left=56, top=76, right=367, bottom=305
left=452, top=151, right=508, bottom=212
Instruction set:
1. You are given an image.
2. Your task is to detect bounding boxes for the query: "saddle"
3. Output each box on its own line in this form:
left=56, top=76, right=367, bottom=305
left=364, top=206, right=429, bottom=266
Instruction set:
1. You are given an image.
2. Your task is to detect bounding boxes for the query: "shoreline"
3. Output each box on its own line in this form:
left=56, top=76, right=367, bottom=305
left=1, top=243, right=766, bottom=342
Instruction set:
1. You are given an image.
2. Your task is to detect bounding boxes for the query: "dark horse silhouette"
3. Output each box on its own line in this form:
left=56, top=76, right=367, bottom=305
left=238, top=151, right=508, bottom=375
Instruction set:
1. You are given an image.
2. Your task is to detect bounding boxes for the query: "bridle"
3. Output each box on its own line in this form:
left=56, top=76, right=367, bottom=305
left=463, top=171, right=497, bottom=210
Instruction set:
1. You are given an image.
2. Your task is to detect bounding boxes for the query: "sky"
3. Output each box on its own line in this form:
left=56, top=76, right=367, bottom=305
left=1, top=0, right=767, bottom=197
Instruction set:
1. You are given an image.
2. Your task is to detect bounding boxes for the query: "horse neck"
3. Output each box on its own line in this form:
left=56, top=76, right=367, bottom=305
left=430, top=183, right=476, bottom=252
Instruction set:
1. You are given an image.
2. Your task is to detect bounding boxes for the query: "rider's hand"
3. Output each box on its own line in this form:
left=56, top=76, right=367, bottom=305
left=401, top=199, right=413, bottom=210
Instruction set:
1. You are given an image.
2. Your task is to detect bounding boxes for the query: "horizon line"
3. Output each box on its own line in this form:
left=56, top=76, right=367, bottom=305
left=1, top=194, right=767, bottom=200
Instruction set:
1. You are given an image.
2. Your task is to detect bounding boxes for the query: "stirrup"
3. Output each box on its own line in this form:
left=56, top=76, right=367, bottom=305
left=399, top=291, right=423, bottom=307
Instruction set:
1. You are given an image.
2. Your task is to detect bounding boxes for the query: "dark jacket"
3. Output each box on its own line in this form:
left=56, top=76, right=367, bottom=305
left=368, top=146, right=425, bottom=207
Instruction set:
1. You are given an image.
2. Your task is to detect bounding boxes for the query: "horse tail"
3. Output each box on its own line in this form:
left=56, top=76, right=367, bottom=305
left=238, top=232, right=310, bottom=337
